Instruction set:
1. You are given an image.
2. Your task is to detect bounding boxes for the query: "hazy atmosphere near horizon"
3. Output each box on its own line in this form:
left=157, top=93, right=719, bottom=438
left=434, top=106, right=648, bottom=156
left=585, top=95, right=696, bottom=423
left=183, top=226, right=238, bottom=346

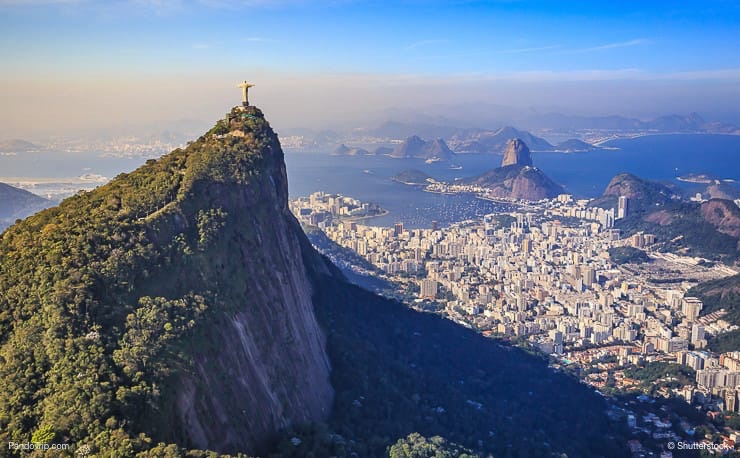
left=2, top=0, right=740, bottom=137
left=2, top=1, right=740, bottom=457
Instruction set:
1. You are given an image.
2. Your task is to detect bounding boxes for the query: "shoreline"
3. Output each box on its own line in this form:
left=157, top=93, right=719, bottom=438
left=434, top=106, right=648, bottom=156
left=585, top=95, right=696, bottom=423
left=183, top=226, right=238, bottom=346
left=338, top=208, right=390, bottom=222
left=677, top=176, right=737, bottom=184
left=391, top=179, right=427, bottom=186
left=593, top=130, right=740, bottom=147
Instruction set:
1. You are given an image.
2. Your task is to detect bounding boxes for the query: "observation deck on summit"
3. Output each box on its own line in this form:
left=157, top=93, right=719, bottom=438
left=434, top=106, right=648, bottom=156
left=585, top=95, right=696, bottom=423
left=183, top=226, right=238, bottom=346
left=238, top=81, right=254, bottom=106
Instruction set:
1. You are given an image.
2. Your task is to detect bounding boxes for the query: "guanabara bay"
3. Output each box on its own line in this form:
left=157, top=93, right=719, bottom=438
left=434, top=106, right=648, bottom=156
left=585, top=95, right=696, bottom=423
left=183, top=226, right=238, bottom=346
left=0, top=105, right=629, bottom=457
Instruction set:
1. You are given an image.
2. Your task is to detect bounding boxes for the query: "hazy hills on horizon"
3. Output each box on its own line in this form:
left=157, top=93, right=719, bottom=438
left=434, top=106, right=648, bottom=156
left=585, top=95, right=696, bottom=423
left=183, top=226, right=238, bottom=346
left=0, top=182, right=52, bottom=231
left=308, top=109, right=740, bottom=157
left=302, top=109, right=739, bottom=153
left=6, top=107, right=737, bottom=157
left=329, top=125, right=584, bottom=159
left=374, top=106, right=739, bottom=134
left=389, top=135, right=456, bottom=161
left=0, top=139, right=42, bottom=153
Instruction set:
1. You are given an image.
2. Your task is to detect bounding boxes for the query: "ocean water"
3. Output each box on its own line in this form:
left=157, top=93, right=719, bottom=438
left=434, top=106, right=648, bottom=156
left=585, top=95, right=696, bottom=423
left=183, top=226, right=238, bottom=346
left=285, top=134, right=740, bottom=227
left=2, top=134, right=738, bottom=228
left=0, top=151, right=145, bottom=179
left=534, top=134, right=740, bottom=196
left=283, top=153, right=513, bottom=228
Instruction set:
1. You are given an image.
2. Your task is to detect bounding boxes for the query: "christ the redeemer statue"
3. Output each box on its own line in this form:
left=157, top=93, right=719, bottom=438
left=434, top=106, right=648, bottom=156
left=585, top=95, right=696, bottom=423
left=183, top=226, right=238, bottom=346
left=238, top=81, right=254, bottom=106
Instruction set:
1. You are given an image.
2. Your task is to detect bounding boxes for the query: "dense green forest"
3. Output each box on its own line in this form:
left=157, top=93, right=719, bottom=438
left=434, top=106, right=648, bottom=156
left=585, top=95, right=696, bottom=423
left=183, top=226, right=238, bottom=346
left=588, top=174, right=738, bottom=263
left=608, top=246, right=650, bottom=264
left=689, top=274, right=740, bottom=353
left=623, top=362, right=696, bottom=394
left=387, top=433, right=480, bottom=457
left=615, top=202, right=738, bottom=263
left=0, top=106, right=278, bottom=456
left=589, top=173, right=675, bottom=215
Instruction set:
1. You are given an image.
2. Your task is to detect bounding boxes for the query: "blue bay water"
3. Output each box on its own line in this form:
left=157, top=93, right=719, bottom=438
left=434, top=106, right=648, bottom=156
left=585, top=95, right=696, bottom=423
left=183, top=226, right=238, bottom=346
left=285, top=134, right=740, bottom=227
left=534, top=134, right=740, bottom=196
left=2, top=134, right=738, bottom=228
left=0, top=151, right=146, bottom=179
left=283, top=153, right=512, bottom=228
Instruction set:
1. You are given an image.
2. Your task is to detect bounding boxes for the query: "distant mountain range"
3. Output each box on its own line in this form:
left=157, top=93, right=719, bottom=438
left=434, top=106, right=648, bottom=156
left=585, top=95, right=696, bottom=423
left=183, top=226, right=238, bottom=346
left=0, top=139, right=41, bottom=153
left=0, top=182, right=51, bottom=230
left=522, top=111, right=738, bottom=133
left=390, top=135, right=456, bottom=161
left=322, top=111, right=738, bottom=154
left=326, top=124, right=603, bottom=157
left=368, top=120, right=463, bottom=140
left=344, top=121, right=604, bottom=155
left=330, top=144, right=372, bottom=156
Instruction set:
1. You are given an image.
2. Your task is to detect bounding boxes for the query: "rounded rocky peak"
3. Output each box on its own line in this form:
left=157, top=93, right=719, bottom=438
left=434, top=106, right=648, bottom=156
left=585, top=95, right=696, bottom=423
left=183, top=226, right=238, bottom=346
left=501, top=138, right=533, bottom=167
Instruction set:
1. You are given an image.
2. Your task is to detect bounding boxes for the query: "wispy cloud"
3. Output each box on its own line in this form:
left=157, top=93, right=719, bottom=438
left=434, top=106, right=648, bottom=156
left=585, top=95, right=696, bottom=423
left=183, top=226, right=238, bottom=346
left=0, top=0, right=83, bottom=4
left=129, top=0, right=185, bottom=12
left=406, top=39, right=448, bottom=50
left=500, top=45, right=560, bottom=54
left=192, top=43, right=210, bottom=49
left=244, top=36, right=272, bottom=43
left=564, top=38, right=650, bottom=54
left=438, top=67, right=740, bottom=82
left=197, top=0, right=342, bottom=7
left=414, top=43, right=561, bottom=59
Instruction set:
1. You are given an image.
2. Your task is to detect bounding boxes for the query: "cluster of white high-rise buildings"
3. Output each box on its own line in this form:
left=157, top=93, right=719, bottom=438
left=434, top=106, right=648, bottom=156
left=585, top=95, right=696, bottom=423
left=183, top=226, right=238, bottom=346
left=292, top=191, right=739, bottom=404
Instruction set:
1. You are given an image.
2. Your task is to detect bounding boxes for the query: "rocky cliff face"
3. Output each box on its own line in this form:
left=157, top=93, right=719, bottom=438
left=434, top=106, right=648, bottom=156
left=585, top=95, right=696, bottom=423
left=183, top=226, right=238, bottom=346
left=167, top=183, right=333, bottom=453
left=463, top=139, right=561, bottom=200
left=470, top=165, right=562, bottom=200
left=135, top=107, right=335, bottom=454
left=500, top=138, right=533, bottom=167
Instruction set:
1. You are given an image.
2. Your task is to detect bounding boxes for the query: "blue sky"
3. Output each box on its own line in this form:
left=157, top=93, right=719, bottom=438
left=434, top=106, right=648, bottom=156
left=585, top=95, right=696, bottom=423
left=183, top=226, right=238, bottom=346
left=1, top=0, right=740, bottom=135
left=3, top=0, right=739, bottom=76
